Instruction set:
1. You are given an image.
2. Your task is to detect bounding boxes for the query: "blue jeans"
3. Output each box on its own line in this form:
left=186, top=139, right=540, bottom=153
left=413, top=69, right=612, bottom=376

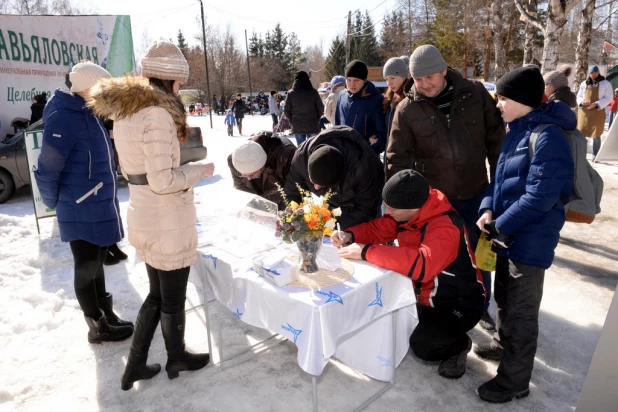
left=449, top=192, right=492, bottom=311
left=294, top=133, right=317, bottom=146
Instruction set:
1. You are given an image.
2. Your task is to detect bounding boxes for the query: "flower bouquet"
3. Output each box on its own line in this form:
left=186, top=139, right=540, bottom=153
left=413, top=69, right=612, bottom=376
left=275, top=184, right=341, bottom=273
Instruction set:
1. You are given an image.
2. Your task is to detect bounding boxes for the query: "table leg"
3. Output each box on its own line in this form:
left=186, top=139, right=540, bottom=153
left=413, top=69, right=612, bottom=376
left=312, top=375, right=318, bottom=412
left=351, top=309, right=398, bottom=412
left=202, top=288, right=214, bottom=362
left=216, top=302, right=224, bottom=369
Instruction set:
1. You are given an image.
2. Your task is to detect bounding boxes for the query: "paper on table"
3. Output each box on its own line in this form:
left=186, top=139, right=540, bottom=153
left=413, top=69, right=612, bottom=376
left=317, top=244, right=341, bottom=271
left=260, top=248, right=290, bottom=270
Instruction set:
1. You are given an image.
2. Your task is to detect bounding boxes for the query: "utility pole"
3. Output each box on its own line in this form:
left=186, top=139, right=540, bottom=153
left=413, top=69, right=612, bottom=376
left=245, top=30, right=253, bottom=116
left=346, top=11, right=352, bottom=66
left=199, top=0, right=213, bottom=128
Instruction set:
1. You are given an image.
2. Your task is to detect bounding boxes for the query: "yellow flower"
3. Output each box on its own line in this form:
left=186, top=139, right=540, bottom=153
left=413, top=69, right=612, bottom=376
left=324, top=227, right=333, bottom=236
left=289, top=201, right=299, bottom=208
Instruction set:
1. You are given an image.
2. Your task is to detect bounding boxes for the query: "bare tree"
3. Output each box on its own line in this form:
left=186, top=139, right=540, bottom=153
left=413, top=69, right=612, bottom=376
left=574, top=0, right=597, bottom=87
left=299, top=45, right=326, bottom=89
left=134, top=28, right=153, bottom=75
left=491, top=1, right=510, bottom=80
left=522, top=0, right=539, bottom=65
left=515, top=0, right=580, bottom=73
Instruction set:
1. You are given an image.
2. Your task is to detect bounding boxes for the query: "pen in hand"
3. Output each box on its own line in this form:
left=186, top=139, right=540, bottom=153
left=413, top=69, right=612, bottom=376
left=336, top=223, right=342, bottom=249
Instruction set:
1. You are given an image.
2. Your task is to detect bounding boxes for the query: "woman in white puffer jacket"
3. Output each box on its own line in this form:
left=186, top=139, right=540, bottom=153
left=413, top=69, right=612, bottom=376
left=90, top=40, right=214, bottom=390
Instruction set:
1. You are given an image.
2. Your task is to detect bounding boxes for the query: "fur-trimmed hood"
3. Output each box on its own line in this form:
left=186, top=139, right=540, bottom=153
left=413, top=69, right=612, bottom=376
left=88, top=76, right=187, bottom=140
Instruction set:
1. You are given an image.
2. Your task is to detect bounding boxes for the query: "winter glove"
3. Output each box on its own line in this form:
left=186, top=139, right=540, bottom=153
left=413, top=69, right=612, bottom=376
left=484, top=220, right=514, bottom=249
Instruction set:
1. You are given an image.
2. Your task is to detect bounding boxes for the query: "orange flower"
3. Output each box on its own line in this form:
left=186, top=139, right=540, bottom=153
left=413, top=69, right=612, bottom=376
left=307, top=215, right=319, bottom=230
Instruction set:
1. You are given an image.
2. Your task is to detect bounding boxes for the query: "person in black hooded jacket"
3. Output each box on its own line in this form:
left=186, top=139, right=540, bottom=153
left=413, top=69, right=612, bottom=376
left=284, top=71, right=324, bottom=146
left=30, top=94, right=47, bottom=124
left=284, top=126, right=384, bottom=229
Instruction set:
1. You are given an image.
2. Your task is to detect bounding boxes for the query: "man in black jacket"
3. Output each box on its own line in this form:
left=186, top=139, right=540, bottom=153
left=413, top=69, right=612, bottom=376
left=284, top=126, right=384, bottom=229
left=228, top=131, right=296, bottom=210
left=284, top=71, right=324, bottom=146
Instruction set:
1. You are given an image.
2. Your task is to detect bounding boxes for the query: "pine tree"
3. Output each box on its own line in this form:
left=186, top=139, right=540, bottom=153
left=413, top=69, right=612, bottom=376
left=360, top=10, right=381, bottom=65
left=351, top=10, right=364, bottom=61
left=271, top=24, right=288, bottom=61
left=264, top=32, right=273, bottom=58
left=177, top=29, right=188, bottom=50
left=249, top=31, right=260, bottom=57
left=379, top=11, right=397, bottom=61
left=287, top=32, right=304, bottom=73
left=325, top=35, right=347, bottom=80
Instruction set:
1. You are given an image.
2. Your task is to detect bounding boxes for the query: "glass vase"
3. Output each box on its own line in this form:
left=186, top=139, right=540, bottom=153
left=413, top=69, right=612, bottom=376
left=295, top=235, right=323, bottom=273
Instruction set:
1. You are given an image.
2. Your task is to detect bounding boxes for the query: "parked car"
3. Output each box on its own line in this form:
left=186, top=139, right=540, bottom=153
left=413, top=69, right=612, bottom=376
left=0, top=121, right=207, bottom=204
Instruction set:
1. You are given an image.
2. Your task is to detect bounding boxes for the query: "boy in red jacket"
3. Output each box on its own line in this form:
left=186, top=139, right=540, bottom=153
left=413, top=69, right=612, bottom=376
left=332, top=170, right=485, bottom=379
left=609, top=88, right=618, bottom=127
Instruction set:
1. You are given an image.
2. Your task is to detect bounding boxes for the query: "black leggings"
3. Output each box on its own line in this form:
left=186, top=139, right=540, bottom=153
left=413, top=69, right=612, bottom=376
left=145, top=264, right=190, bottom=314
left=69, top=240, right=108, bottom=319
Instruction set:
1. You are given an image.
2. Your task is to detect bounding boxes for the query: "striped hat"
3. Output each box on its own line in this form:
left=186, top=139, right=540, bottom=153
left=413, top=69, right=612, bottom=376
left=140, top=40, right=189, bottom=83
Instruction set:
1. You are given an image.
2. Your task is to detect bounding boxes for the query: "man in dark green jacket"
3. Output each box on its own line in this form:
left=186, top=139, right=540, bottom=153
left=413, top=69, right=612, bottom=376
left=386, top=45, right=506, bottom=331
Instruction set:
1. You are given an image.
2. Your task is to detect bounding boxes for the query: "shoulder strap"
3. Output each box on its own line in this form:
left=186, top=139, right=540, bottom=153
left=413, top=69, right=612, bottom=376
left=528, top=124, right=559, bottom=158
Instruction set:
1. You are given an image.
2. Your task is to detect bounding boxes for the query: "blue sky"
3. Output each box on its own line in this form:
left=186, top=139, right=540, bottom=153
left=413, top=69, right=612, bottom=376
left=95, top=0, right=397, bottom=53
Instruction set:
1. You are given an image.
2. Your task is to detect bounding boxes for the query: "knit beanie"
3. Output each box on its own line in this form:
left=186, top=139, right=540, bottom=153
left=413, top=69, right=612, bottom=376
left=496, top=66, right=545, bottom=109
left=232, top=141, right=267, bottom=174
left=589, top=65, right=599, bottom=74
left=140, top=40, right=189, bottom=83
left=330, top=75, right=345, bottom=87
left=543, top=65, right=572, bottom=90
left=295, top=71, right=310, bottom=81
left=69, top=62, right=111, bottom=93
left=308, top=146, right=345, bottom=187
left=400, top=55, right=410, bottom=68
left=409, top=45, right=447, bottom=78
left=383, top=57, right=409, bottom=78
left=383, top=170, right=429, bottom=209
left=345, top=60, right=368, bottom=80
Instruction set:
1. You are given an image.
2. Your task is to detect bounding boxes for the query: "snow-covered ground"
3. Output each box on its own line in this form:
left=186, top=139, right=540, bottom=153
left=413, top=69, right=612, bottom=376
left=1, top=113, right=617, bottom=412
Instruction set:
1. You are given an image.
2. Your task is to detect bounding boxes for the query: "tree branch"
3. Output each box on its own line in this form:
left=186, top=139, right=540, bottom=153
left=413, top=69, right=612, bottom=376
left=513, top=0, right=545, bottom=32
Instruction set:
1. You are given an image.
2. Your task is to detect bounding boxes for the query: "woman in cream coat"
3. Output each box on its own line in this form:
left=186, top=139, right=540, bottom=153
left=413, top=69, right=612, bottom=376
left=90, top=41, right=214, bottom=390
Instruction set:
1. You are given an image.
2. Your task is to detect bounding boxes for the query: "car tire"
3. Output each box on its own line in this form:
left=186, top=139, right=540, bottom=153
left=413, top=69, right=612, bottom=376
left=0, top=169, right=16, bottom=204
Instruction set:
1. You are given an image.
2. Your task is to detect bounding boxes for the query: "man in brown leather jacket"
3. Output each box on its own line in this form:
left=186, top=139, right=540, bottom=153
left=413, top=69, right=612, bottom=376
left=386, top=45, right=505, bottom=330
left=228, top=131, right=296, bottom=210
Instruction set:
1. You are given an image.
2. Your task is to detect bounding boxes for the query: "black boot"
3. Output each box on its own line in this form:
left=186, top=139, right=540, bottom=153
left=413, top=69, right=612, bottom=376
left=98, top=293, right=134, bottom=328
left=477, top=378, right=529, bottom=403
left=478, top=310, right=496, bottom=331
left=438, top=335, right=471, bottom=379
left=121, top=302, right=162, bottom=391
left=84, top=310, right=133, bottom=344
left=160, top=311, right=210, bottom=379
left=473, top=342, right=503, bottom=361
left=108, top=243, right=128, bottom=260
left=104, top=251, right=120, bottom=266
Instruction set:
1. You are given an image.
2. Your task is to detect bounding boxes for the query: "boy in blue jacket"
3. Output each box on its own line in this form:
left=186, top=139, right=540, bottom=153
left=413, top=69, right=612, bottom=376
left=224, top=109, right=236, bottom=136
left=335, top=60, right=387, bottom=155
left=475, top=66, right=575, bottom=403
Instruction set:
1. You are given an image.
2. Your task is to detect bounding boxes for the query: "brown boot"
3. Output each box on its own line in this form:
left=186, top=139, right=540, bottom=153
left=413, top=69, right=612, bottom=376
left=238, top=124, right=242, bottom=135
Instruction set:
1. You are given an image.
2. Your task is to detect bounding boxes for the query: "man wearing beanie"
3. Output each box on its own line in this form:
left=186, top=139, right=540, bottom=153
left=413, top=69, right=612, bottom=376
left=335, top=60, right=387, bottom=154
left=284, top=71, right=324, bottom=146
left=332, top=170, right=485, bottom=379
left=387, top=44, right=505, bottom=331
left=284, top=126, right=384, bottom=229
left=475, top=66, right=575, bottom=403
left=228, top=131, right=296, bottom=209
left=576, top=65, right=613, bottom=158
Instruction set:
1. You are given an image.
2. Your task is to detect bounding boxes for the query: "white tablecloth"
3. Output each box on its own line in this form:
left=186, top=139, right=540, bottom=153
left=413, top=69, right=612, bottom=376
left=190, top=245, right=419, bottom=382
